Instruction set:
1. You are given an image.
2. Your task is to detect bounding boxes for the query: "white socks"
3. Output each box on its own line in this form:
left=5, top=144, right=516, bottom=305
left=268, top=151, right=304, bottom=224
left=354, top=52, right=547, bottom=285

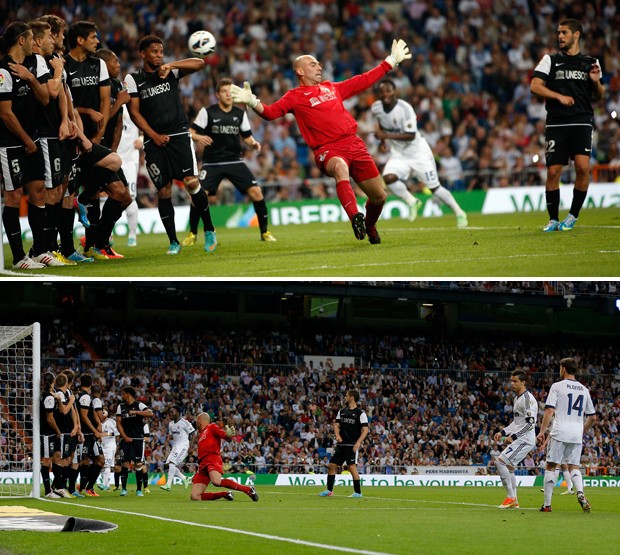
left=496, top=461, right=515, bottom=499
left=432, top=185, right=465, bottom=216
left=125, top=199, right=139, bottom=240
left=388, top=180, right=417, bottom=206
left=570, top=468, right=583, bottom=493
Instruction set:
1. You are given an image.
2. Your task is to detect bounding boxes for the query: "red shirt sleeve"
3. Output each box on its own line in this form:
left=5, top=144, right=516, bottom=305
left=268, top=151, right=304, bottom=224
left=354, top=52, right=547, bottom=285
left=334, top=61, right=392, bottom=100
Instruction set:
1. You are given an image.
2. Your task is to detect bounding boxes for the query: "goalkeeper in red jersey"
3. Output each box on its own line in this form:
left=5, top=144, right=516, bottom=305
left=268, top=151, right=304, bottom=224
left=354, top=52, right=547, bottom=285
left=189, top=412, right=259, bottom=502
left=231, top=39, right=412, bottom=244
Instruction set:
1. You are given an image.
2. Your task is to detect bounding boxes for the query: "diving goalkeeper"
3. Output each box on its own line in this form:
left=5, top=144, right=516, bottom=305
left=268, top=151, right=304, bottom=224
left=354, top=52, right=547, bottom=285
left=231, top=39, right=412, bottom=245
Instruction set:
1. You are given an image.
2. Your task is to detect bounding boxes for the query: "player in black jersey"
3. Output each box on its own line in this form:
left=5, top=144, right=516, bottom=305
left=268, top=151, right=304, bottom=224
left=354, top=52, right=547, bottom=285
left=126, top=34, right=215, bottom=255
left=0, top=21, right=56, bottom=270
left=40, top=372, right=62, bottom=497
left=531, top=19, right=605, bottom=232
left=183, top=78, right=276, bottom=246
left=66, top=21, right=131, bottom=260
left=319, top=389, right=368, bottom=498
left=76, top=375, right=104, bottom=496
left=116, top=386, right=153, bottom=496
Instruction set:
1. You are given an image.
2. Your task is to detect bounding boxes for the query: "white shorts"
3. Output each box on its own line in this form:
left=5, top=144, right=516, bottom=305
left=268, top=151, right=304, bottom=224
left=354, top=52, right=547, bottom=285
left=165, top=444, right=189, bottom=467
left=121, top=158, right=138, bottom=201
left=383, top=139, right=440, bottom=188
left=102, top=445, right=116, bottom=468
left=497, top=438, right=536, bottom=467
left=546, top=438, right=583, bottom=466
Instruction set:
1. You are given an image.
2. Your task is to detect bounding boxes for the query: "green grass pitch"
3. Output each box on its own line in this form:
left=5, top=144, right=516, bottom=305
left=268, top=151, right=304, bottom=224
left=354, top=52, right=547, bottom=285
left=1, top=485, right=619, bottom=554
left=3, top=207, right=620, bottom=277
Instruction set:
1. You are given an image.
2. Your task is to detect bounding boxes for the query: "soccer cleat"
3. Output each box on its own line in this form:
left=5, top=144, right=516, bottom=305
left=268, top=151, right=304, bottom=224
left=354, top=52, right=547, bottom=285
left=408, top=198, right=423, bottom=222
left=348, top=492, right=363, bottom=498
left=181, top=232, right=197, bottom=246
left=167, top=241, right=181, bottom=255
left=248, top=486, right=259, bottom=502
left=119, top=489, right=128, bottom=497
left=351, top=212, right=366, bottom=240
left=70, top=490, right=85, bottom=498
left=84, top=489, right=100, bottom=497
left=73, top=197, right=90, bottom=227
left=100, top=245, right=124, bottom=259
left=318, top=490, right=334, bottom=497
left=54, top=488, right=73, bottom=499
left=32, top=251, right=66, bottom=266
left=498, top=497, right=518, bottom=509
left=112, top=485, right=120, bottom=492
left=543, top=219, right=560, bottom=232
left=261, top=231, right=277, bottom=242
left=577, top=492, right=591, bottom=513
left=559, top=213, right=577, bottom=231
left=204, top=231, right=217, bottom=253
left=184, top=476, right=192, bottom=490
left=539, top=505, right=552, bottom=512
left=97, top=484, right=110, bottom=491
left=561, top=490, right=575, bottom=495
left=456, top=212, right=468, bottom=228
left=127, top=237, right=137, bottom=247
left=12, top=256, right=46, bottom=270
left=136, top=490, right=144, bottom=497
left=52, top=251, right=77, bottom=266
left=67, top=251, right=94, bottom=263
left=85, top=247, right=109, bottom=260
left=366, top=225, right=381, bottom=244
left=160, top=484, right=171, bottom=491
left=45, top=491, right=61, bottom=499
left=224, top=492, right=234, bottom=501
left=143, top=487, right=151, bottom=494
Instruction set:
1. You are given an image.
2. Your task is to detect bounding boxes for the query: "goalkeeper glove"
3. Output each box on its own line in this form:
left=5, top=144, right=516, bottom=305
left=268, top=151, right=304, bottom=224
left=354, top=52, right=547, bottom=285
left=224, top=425, right=236, bottom=437
left=230, top=81, right=259, bottom=108
left=385, top=39, right=412, bottom=68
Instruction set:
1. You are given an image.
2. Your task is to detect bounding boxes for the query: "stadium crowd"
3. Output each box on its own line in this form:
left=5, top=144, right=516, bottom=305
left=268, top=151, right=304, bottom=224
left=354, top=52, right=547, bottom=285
left=10, top=322, right=613, bottom=479
left=3, top=0, right=620, bottom=203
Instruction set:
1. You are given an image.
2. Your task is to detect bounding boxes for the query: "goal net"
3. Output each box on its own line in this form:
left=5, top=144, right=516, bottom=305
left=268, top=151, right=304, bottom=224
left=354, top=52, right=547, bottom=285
left=0, top=323, right=41, bottom=498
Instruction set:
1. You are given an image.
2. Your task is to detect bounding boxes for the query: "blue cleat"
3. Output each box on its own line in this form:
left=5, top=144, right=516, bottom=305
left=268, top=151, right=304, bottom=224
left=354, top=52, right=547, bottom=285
left=318, top=490, right=334, bottom=497
left=166, top=241, right=181, bottom=255
left=73, top=197, right=90, bottom=228
left=559, top=214, right=577, bottom=231
left=204, top=231, right=217, bottom=253
left=68, top=250, right=94, bottom=263
left=348, top=492, right=363, bottom=498
left=543, top=219, right=560, bottom=232
left=119, top=489, right=127, bottom=497
left=136, top=490, right=144, bottom=497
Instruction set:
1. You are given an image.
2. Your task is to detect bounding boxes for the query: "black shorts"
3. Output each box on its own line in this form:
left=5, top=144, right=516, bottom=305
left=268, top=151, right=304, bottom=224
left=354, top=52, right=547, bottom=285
left=329, top=444, right=358, bottom=467
left=144, top=132, right=196, bottom=190
left=82, top=434, right=104, bottom=459
left=545, top=124, right=593, bottom=166
left=40, top=137, right=71, bottom=189
left=69, top=143, right=119, bottom=193
left=198, top=161, right=258, bottom=195
left=117, top=438, right=145, bottom=463
left=60, top=433, right=79, bottom=460
left=41, top=434, right=59, bottom=459
left=0, top=143, right=45, bottom=191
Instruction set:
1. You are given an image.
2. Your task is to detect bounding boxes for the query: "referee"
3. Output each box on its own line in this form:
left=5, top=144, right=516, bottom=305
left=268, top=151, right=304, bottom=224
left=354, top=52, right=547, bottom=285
left=319, top=389, right=368, bottom=498
left=530, top=19, right=605, bottom=232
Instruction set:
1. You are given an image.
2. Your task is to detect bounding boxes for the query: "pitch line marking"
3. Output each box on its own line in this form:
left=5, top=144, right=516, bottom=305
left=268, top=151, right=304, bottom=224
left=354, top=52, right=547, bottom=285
left=40, top=499, right=397, bottom=555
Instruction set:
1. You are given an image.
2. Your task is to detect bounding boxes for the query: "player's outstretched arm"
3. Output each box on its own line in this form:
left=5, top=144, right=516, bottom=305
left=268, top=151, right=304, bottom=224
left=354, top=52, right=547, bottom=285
left=385, top=39, right=412, bottom=68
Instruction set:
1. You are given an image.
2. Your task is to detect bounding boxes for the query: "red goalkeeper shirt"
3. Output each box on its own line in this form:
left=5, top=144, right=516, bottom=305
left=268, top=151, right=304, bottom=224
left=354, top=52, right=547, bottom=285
left=197, top=422, right=227, bottom=463
left=260, top=61, right=391, bottom=151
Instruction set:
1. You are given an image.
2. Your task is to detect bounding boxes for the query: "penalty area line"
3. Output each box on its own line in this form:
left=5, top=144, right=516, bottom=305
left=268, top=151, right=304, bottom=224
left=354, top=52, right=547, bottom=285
left=39, top=499, right=398, bottom=555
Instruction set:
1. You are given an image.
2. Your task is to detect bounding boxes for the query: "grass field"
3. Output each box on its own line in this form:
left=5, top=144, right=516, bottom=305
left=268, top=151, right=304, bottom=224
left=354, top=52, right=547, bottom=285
left=1, top=485, right=619, bottom=554
left=2, top=207, right=620, bottom=277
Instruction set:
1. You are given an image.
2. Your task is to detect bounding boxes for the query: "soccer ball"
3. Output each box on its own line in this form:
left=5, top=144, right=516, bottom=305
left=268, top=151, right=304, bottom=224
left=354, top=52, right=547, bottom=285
left=188, top=31, right=216, bottom=57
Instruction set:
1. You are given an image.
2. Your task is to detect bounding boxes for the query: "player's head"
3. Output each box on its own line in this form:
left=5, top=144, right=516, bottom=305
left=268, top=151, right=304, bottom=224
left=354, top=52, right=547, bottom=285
left=509, top=370, right=527, bottom=394
left=62, top=368, right=75, bottom=384
left=37, top=15, right=67, bottom=52
left=55, top=373, right=67, bottom=388
left=138, top=34, right=164, bottom=69
left=93, top=48, right=120, bottom=78
left=169, top=406, right=180, bottom=420
left=91, top=382, right=102, bottom=396
left=557, top=19, right=582, bottom=53
left=0, top=21, right=33, bottom=57
left=293, top=54, right=322, bottom=85
left=79, top=374, right=93, bottom=389
left=102, top=408, right=109, bottom=419
left=196, top=412, right=211, bottom=430
left=559, top=357, right=578, bottom=378
left=29, top=20, right=53, bottom=57
left=67, top=21, right=99, bottom=53
left=216, top=78, right=233, bottom=108
left=345, top=389, right=360, bottom=405
left=122, top=385, right=137, bottom=401
left=43, top=371, right=55, bottom=390
left=377, top=79, right=398, bottom=106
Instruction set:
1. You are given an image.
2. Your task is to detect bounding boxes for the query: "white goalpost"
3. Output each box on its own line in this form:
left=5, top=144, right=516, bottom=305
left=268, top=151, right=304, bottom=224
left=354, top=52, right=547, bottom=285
left=0, top=323, right=41, bottom=498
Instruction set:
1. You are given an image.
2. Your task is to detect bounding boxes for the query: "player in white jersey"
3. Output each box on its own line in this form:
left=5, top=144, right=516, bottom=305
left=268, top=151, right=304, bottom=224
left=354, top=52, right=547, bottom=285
left=371, top=79, right=468, bottom=226
left=99, top=408, right=118, bottom=490
left=117, top=106, right=142, bottom=246
left=537, top=357, right=596, bottom=513
left=493, top=370, right=538, bottom=509
left=161, top=406, right=196, bottom=491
